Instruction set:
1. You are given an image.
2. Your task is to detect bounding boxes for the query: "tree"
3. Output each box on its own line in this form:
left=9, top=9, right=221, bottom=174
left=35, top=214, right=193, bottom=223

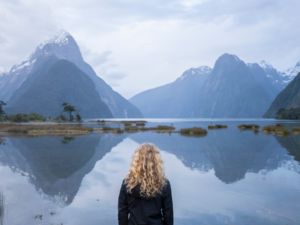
left=62, top=102, right=76, bottom=121
left=75, top=113, right=82, bottom=122
left=0, top=100, right=6, bottom=121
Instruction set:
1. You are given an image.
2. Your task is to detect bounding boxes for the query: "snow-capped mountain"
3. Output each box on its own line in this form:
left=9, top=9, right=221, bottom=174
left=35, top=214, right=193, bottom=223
left=0, top=31, right=83, bottom=103
left=248, top=60, right=288, bottom=91
left=0, top=30, right=142, bottom=118
left=285, top=61, right=300, bottom=81
left=177, top=66, right=212, bottom=81
left=130, top=64, right=212, bottom=118
left=131, top=53, right=285, bottom=118
left=0, top=56, right=37, bottom=102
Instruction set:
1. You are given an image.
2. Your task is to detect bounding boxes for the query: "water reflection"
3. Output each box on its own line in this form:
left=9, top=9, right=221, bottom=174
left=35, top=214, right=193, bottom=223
left=276, top=135, right=300, bottom=162
left=0, top=122, right=300, bottom=225
left=0, top=133, right=125, bottom=205
left=130, top=127, right=299, bottom=183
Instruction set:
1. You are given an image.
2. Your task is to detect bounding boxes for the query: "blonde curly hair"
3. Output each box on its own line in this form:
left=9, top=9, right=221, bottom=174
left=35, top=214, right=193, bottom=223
left=125, top=143, right=166, bottom=198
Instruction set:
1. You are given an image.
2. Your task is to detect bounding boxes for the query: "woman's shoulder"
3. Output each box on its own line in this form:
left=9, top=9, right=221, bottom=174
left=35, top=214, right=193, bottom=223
left=162, top=178, right=171, bottom=192
left=165, top=178, right=171, bottom=185
left=121, top=178, right=128, bottom=190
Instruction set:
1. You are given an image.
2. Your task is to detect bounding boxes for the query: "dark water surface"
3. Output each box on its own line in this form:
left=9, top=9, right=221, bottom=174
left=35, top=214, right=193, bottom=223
left=0, top=119, right=300, bottom=225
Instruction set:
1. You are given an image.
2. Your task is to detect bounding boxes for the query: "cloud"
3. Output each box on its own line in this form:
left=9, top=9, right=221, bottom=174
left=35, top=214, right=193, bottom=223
left=0, top=0, right=299, bottom=97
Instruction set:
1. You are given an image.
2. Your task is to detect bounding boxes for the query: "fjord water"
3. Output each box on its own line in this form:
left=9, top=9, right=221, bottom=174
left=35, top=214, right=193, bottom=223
left=0, top=120, right=300, bottom=225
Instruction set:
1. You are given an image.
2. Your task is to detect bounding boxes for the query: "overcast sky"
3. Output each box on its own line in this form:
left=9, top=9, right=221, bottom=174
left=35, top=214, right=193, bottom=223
left=0, top=0, right=300, bottom=98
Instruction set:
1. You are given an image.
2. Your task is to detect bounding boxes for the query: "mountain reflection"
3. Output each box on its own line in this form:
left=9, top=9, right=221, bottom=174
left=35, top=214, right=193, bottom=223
left=0, top=133, right=125, bottom=205
left=0, top=126, right=299, bottom=207
left=276, top=135, right=300, bottom=163
left=130, top=127, right=297, bottom=183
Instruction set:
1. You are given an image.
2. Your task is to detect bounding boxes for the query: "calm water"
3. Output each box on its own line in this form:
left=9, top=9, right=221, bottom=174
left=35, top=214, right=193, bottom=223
left=0, top=120, right=300, bottom=225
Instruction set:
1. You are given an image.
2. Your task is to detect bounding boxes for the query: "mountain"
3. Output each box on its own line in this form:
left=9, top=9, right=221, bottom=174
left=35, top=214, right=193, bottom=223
left=284, top=61, right=300, bottom=81
left=5, top=57, right=112, bottom=118
left=264, top=72, right=300, bottom=118
left=131, top=53, right=285, bottom=118
left=253, top=60, right=288, bottom=91
left=0, top=30, right=142, bottom=118
left=130, top=66, right=211, bottom=117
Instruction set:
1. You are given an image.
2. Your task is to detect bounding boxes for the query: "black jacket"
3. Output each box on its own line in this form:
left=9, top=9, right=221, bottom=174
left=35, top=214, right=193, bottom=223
left=118, top=179, right=173, bottom=225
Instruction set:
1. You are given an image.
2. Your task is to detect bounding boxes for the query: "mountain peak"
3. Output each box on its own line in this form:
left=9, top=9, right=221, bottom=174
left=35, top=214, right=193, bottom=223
left=38, top=30, right=73, bottom=48
left=214, top=53, right=243, bottom=69
left=7, top=30, right=79, bottom=75
left=213, top=53, right=245, bottom=74
left=218, top=53, right=241, bottom=62
left=28, top=30, right=83, bottom=66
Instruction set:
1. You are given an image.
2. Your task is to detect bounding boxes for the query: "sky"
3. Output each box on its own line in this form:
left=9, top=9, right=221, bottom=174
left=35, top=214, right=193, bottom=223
left=0, top=0, right=300, bottom=98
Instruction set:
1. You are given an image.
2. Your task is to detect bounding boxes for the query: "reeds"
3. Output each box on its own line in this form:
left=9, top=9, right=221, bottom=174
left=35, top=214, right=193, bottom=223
left=208, top=124, right=228, bottom=129
left=179, top=127, right=207, bottom=137
left=262, top=124, right=290, bottom=136
left=0, top=124, right=93, bottom=136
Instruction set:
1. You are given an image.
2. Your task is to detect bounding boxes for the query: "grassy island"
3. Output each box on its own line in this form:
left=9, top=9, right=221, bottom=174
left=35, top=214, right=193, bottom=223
left=0, top=123, right=93, bottom=136
left=208, top=124, right=228, bottom=129
left=179, top=127, right=207, bottom=137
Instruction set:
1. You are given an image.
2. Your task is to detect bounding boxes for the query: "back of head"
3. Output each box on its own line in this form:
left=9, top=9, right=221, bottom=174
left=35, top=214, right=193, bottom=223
left=125, top=143, right=166, bottom=198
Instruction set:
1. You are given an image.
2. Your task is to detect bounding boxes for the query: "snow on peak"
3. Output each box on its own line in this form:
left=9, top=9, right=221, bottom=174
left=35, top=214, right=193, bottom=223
left=285, top=61, right=300, bottom=78
left=7, top=30, right=73, bottom=76
left=179, top=66, right=212, bottom=81
left=259, top=60, right=274, bottom=70
left=51, top=30, right=71, bottom=44
left=38, top=30, right=72, bottom=49
left=9, top=58, right=36, bottom=74
left=196, top=66, right=212, bottom=74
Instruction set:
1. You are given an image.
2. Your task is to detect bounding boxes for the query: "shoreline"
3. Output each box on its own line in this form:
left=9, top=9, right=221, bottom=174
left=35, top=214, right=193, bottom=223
left=1, top=120, right=300, bottom=137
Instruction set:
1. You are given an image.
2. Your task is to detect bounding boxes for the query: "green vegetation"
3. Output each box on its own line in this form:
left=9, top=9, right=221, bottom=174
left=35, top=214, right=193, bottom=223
left=292, top=127, right=300, bottom=135
left=122, top=124, right=176, bottom=133
left=143, top=125, right=176, bottom=133
left=75, top=113, right=82, bottom=122
left=276, top=107, right=300, bottom=120
left=0, top=100, right=6, bottom=122
left=262, top=124, right=290, bottom=136
left=54, top=114, right=68, bottom=122
left=62, top=102, right=77, bottom=121
left=124, top=125, right=140, bottom=133
left=95, top=127, right=124, bottom=134
left=208, top=124, right=228, bottom=129
left=179, top=127, right=207, bottom=137
left=0, top=101, right=82, bottom=123
left=94, top=124, right=176, bottom=134
left=6, top=113, right=46, bottom=122
left=0, top=124, right=92, bottom=136
left=238, top=124, right=260, bottom=133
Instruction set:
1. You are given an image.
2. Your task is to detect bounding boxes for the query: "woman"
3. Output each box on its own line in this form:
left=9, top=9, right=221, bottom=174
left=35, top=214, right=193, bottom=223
left=118, top=143, right=173, bottom=225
